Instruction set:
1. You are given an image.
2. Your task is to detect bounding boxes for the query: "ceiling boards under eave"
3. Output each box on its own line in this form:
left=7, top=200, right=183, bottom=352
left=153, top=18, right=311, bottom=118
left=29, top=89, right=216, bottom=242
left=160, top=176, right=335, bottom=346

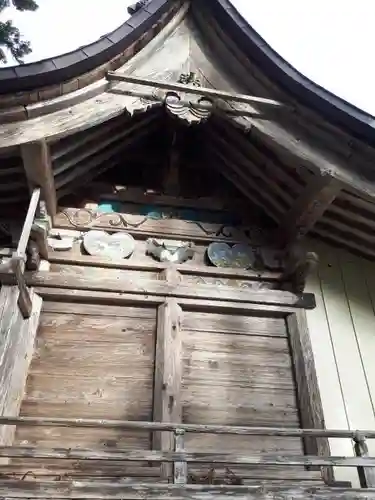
left=1, top=1, right=375, bottom=258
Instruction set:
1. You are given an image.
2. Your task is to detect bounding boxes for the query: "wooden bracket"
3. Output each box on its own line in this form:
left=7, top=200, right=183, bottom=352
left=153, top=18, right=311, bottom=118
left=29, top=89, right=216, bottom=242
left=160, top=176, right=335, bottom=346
left=20, top=140, right=57, bottom=217
left=277, top=174, right=342, bottom=247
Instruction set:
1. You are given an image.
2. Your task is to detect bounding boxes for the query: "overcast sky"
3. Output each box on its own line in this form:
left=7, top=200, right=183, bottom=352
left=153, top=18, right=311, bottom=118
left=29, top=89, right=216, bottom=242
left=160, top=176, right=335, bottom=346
left=1, top=0, right=374, bottom=116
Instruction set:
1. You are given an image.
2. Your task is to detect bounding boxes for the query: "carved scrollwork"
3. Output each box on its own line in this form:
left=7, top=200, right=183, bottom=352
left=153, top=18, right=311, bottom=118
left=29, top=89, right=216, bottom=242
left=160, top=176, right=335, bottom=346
left=60, top=208, right=238, bottom=239
left=146, top=239, right=195, bottom=264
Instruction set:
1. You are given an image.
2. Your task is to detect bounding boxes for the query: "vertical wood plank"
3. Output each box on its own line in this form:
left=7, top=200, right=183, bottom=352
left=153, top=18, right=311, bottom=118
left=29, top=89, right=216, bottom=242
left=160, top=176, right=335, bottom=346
left=304, top=244, right=355, bottom=485
left=0, top=287, right=42, bottom=453
left=286, top=310, right=332, bottom=483
left=316, top=240, right=375, bottom=487
left=153, top=299, right=183, bottom=479
left=21, top=140, right=57, bottom=217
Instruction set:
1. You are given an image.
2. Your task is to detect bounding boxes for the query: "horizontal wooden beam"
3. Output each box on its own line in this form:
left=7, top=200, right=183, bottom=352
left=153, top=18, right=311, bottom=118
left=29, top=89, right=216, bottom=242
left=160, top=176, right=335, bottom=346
left=107, top=72, right=285, bottom=108
left=277, top=174, right=342, bottom=245
left=0, top=416, right=373, bottom=439
left=36, top=287, right=296, bottom=315
left=0, top=481, right=370, bottom=500
left=0, top=271, right=315, bottom=309
left=48, top=252, right=280, bottom=281
left=0, top=446, right=372, bottom=467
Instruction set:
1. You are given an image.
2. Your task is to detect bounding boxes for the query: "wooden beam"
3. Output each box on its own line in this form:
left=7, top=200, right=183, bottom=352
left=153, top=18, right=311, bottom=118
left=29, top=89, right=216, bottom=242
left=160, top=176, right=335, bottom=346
left=107, top=72, right=285, bottom=108
left=0, top=415, right=372, bottom=439
left=0, top=446, right=371, bottom=467
left=287, top=311, right=333, bottom=484
left=153, top=299, right=183, bottom=478
left=20, top=140, right=57, bottom=216
left=277, top=174, right=342, bottom=246
left=0, top=481, right=369, bottom=500
left=0, top=271, right=316, bottom=309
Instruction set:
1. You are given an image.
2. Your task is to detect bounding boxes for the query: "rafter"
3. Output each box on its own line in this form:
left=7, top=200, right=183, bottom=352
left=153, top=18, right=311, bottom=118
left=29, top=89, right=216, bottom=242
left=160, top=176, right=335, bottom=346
left=276, top=173, right=342, bottom=247
left=20, top=140, right=57, bottom=217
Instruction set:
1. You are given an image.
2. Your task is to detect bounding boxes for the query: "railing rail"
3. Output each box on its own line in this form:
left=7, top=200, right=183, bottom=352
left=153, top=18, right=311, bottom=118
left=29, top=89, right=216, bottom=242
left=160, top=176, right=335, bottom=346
left=0, top=417, right=374, bottom=488
left=7, top=188, right=41, bottom=318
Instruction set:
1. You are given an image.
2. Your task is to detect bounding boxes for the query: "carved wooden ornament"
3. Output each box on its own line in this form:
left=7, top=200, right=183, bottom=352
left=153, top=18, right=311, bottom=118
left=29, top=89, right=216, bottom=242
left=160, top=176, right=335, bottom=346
left=146, top=239, right=194, bottom=263
left=207, top=243, right=256, bottom=269
left=83, top=230, right=135, bottom=260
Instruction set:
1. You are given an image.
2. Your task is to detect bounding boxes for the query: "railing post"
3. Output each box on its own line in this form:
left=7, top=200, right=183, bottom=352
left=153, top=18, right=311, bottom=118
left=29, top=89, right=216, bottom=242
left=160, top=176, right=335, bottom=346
left=354, top=433, right=375, bottom=488
left=173, top=429, right=187, bottom=485
left=11, top=255, right=32, bottom=319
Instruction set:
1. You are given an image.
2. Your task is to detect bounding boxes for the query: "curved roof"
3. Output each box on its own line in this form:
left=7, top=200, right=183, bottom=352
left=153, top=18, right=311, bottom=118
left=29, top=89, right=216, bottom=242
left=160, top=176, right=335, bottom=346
left=0, top=0, right=177, bottom=97
left=209, top=0, right=375, bottom=144
left=1, top=0, right=375, bottom=260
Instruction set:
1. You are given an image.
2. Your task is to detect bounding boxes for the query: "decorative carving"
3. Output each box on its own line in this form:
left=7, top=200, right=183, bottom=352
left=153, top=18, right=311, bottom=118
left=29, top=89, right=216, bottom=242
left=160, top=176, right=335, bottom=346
left=25, top=240, right=40, bottom=271
left=177, top=72, right=201, bottom=87
left=83, top=230, right=135, bottom=260
left=280, top=245, right=319, bottom=294
left=146, top=239, right=194, bottom=263
left=60, top=208, right=238, bottom=238
left=207, top=243, right=256, bottom=269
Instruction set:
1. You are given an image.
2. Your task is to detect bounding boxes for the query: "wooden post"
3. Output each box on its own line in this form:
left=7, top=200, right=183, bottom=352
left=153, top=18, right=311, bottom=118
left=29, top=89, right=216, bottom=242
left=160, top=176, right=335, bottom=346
left=11, top=257, right=32, bottom=319
left=153, top=299, right=183, bottom=480
left=287, top=310, right=334, bottom=484
left=20, top=140, right=57, bottom=217
left=173, top=429, right=187, bottom=484
left=354, top=434, right=375, bottom=488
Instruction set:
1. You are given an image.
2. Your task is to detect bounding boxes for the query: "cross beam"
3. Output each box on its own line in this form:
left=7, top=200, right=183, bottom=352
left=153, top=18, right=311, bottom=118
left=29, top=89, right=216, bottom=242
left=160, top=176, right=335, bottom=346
left=106, top=72, right=286, bottom=108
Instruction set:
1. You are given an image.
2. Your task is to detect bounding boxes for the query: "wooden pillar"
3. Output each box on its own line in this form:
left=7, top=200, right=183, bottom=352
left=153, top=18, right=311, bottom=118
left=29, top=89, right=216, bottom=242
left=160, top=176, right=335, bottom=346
left=153, top=299, right=183, bottom=479
left=20, top=140, right=57, bottom=217
left=287, top=310, right=334, bottom=484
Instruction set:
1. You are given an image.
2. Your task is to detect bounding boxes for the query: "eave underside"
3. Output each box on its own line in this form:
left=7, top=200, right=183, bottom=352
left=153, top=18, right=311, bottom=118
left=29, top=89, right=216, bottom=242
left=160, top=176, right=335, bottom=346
left=1, top=2, right=375, bottom=259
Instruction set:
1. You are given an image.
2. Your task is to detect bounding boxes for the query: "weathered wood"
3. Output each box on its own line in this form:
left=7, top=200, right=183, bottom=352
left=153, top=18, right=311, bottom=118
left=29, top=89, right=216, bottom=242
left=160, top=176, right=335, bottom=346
left=174, top=430, right=187, bottom=484
left=47, top=253, right=280, bottom=281
left=35, top=287, right=298, bottom=315
left=287, top=311, right=333, bottom=483
left=0, top=446, right=372, bottom=467
left=277, top=175, right=342, bottom=245
left=20, top=141, right=56, bottom=216
left=107, top=72, right=285, bottom=108
left=0, top=271, right=316, bottom=309
left=159, top=266, right=182, bottom=285
left=0, top=287, right=42, bottom=450
left=154, top=300, right=183, bottom=478
left=11, top=257, right=32, bottom=319
left=16, top=187, right=41, bottom=259
left=354, top=435, right=375, bottom=488
left=0, top=415, right=373, bottom=438
left=0, top=481, right=370, bottom=500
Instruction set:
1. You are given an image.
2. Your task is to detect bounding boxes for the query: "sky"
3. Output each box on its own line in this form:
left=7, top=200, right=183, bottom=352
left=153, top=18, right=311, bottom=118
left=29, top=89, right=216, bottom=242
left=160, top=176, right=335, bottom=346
left=1, top=0, right=375, bottom=116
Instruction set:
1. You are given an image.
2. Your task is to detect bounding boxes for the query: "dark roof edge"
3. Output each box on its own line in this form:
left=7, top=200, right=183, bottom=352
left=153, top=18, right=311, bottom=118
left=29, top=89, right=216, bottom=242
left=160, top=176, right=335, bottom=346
left=207, top=0, right=375, bottom=144
left=0, top=0, right=172, bottom=95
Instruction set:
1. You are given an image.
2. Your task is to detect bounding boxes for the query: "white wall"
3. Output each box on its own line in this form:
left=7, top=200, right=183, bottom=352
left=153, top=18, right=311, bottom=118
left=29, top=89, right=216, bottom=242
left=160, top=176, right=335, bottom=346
left=306, top=239, right=375, bottom=486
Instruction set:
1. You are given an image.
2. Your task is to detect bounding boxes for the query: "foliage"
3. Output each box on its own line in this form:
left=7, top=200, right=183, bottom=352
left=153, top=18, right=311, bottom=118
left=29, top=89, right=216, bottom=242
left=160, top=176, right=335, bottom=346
left=0, top=0, right=38, bottom=64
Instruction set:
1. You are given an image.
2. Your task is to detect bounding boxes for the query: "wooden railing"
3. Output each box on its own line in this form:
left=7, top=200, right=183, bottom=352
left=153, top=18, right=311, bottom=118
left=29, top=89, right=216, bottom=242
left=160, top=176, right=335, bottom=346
left=0, top=416, right=374, bottom=497
left=7, top=188, right=41, bottom=319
